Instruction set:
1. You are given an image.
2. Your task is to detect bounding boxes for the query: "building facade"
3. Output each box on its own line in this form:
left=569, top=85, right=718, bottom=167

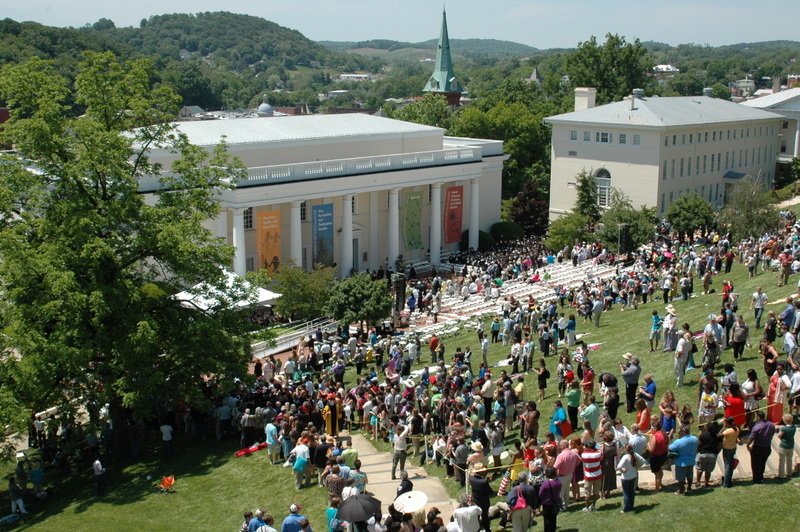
left=545, top=89, right=783, bottom=219
left=741, top=87, right=800, bottom=162
left=141, top=113, right=505, bottom=277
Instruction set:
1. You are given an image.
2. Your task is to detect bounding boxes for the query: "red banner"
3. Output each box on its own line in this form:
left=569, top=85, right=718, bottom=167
left=444, top=185, right=463, bottom=244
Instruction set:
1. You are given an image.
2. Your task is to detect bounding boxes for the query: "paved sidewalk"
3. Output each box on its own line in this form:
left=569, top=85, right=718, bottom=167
left=634, top=426, right=800, bottom=487
left=348, top=433, right=456, bottom=521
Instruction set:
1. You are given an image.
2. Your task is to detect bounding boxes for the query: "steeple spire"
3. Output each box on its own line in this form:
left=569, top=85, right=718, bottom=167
left=423, top=8, right=464, bottom=105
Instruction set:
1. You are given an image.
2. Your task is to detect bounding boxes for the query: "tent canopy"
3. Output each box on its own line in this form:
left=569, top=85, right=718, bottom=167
left=174, top=270, right=281, bottom=311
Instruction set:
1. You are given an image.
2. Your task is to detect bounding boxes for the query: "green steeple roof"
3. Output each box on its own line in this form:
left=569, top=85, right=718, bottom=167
left=423, top=9, right=463, bottom=95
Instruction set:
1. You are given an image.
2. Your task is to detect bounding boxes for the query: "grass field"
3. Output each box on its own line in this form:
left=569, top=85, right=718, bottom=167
left=6, top=257, right=800, bottom=531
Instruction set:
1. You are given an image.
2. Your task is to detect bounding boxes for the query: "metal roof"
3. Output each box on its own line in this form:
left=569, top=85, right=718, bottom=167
left=741, top=87, right=800, bottom=109
left=170, top=113, right=443, bottom=147
left=545, top=96, right=783, bottom=128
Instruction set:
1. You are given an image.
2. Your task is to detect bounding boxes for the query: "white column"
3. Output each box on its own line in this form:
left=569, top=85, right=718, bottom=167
left=290, top=201, right=302, bottom=268
left=369, top=191, right=379, bottom=271
left=430, top=183, right=442, bottom=264
left=388, top=188, right=400, bottom=270
left=341, top=194, right=354, bottom=277
left=468, top=178, right=480, bottom=250
left=232, top=208, right=246, bottom=276
left=794, top=120, right=800, bottom=159
left=215, top=209, right=228, bottom=240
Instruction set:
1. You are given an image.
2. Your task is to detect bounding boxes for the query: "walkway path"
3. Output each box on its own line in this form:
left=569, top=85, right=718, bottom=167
left=348, top=433, right=456, bottom=522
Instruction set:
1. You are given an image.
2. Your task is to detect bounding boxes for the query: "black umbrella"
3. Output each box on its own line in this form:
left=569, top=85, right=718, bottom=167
left=337, top=493, right=382, bottom=523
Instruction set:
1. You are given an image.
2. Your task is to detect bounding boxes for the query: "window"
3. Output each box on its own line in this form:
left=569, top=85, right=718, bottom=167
left=718, top=153, right=722, bottom=171
left=428, top=184, right=432, bottom=202
left=672, top=135, right=677, bottom=145
left=660, top=193, right=665, bottom=213
left=682, top=134, right=686, bottom=145
left=669, top=191, right=674, bottom=203
left=781, top=140, right=788, bottom=154
left=703, top=155, right=707, bottom=173
left=633, top=134, right=641, bottom=146
left=704, top=132, right=709, bottom=142
left=679, top=158, right=684, bottom=177
left=725, top=152, right=729, bottom=168
left=584, top=131, right=591, bottom=142
left=245, top=256, right=256, bottom=272
left=687, top=157, right=692, bottom=176
left=300, top=200, right=307, bottom=222
left=568, top=150, right=578, bottom=156
left=664, top=136, right=669, bottom=146
left=727, top=130, right=731, bottom=140
left=243, top=207, right=253, bottom=230
left=593, top=168, right=612, bottom=208
left=596, top=131, right=611, bottom=143
left=352, top=195, right=358, bottom=214
left=715, top=183, right=719, bottom=202
left=689, top=133, right=693, bottom=144
left=710, top=154, right=715, bottom=172
left=570, top=130, right=578, bottom=141
left=662, top=160, right=668, bottom=180
left=671, top=159, right=675, bottom=179
left=712, top=131, right=716, bottom=141
left=783, top=120, right=790, bottom=130
left=619, top=133, right=627, bottom=144
left=696, top=156, right=700, bottom=174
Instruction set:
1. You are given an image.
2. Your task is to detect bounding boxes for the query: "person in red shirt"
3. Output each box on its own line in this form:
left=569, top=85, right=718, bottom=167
left=580, top=361, right=595, bottom=405
left=429, top=334, right=440, bottom=364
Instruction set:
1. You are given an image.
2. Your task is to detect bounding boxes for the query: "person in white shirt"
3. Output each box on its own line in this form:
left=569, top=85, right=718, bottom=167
left=93, top=458, right=107, bottom=495
left=452, top=493, right=482, bottom=532
left=391, top=423, right=410, bottom=480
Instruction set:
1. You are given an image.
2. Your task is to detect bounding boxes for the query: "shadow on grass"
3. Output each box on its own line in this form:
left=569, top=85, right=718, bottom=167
left=14, top=437, right=238, bottom=530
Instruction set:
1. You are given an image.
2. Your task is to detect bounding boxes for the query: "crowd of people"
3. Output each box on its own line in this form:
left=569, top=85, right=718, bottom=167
left=8, top=227, right=800, bottom=530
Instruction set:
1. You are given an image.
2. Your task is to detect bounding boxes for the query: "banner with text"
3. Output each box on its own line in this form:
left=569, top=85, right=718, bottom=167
left=256, top=210, right=282, bottom=272
left=312, top=203, right=334, bottom=267
left=403, top=191, right=423, bottom=251
left=444, top=185, right=464, bottom=244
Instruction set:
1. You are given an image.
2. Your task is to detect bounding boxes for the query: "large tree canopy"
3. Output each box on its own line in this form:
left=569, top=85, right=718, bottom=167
left=565, top=33, right=653, bottom=104
left=665, top=195, right=715, bottom=238
left=0, top=52, right=256, bottom=457
left=326, top=273, right=394, bottom=327
left=719, top=174, right=780, bottom=241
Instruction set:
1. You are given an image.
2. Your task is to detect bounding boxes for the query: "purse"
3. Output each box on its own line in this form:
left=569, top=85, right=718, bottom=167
left=511, top=486, right=528, bottom=510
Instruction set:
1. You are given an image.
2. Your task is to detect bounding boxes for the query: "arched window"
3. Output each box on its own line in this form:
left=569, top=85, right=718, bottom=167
left=593, top=168, right=612, bottom=207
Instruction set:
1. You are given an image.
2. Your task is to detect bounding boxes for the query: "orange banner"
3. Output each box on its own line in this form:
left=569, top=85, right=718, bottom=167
left=444, top=185, right=464, bottom=244
left=256, top=210, right=281, bottom=272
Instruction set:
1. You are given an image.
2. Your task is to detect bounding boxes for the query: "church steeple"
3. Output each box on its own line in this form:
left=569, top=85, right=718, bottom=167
left=422, top=9, right=464, bottom=106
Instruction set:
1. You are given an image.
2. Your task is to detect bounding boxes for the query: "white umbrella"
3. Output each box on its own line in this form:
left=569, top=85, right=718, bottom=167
left=393, top=490, right=428, bottom=513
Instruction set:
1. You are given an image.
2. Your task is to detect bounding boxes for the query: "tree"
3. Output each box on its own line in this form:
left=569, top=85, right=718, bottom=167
left=565, top=33, right=653, bottom=104
left=596, top=189, right=656, bottom=253
left=390, top=93, right=453, bottom=129
left=574, top=170, right=601, bottom=224
left=271, top=264, right=336, bottom=321
left=326, top=273, right=393, bottom=327
left=719, top=174, right=780, bottom=241
left=0, top=52, right=256, bottom=460
left=665, top=195, right=715, bottom=238
left=544, top=212, right=590, bottom=252
left=710, top=82, right=732, bottom=100
left=507, top=163, right=550, bottom=236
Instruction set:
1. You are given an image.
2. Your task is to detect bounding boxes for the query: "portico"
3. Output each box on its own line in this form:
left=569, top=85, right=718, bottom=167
left=142, top=113, right=505, bottom=277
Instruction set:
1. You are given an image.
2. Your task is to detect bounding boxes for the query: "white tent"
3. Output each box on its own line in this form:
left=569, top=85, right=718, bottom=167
left=174, top=270, right=281, bottom=311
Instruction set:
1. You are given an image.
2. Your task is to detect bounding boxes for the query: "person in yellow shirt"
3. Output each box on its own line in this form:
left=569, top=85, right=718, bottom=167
left=719, top=416, right=739, bottom=488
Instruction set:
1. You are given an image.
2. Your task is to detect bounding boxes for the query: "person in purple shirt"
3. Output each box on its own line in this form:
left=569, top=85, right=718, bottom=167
left=538, top=466, right=562, bottom=532
left=747, top=410, right=776, bottom=483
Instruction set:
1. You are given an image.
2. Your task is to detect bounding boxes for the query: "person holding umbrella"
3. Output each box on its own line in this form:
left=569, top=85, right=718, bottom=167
left=337, top=493, right=382, bottom=527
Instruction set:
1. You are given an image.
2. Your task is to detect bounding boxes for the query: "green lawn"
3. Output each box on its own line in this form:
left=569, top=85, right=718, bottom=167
left=6, top=257, right=800, bottom=531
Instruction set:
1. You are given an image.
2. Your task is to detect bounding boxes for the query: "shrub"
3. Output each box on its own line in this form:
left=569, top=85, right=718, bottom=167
left=490, top=221, right=524, bottom=242
left=459, top=229, right=495, bottom=252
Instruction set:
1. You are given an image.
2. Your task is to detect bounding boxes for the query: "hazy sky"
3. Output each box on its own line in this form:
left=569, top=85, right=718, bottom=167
left=3, top=0, right=797, bottom=49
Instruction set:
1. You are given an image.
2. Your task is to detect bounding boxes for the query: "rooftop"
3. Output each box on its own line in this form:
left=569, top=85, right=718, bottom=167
left=741, top=87, right=800, bottom=109
left=545, top=95, right=783, bottom=128
left=169, top=113, right=443, bottom=147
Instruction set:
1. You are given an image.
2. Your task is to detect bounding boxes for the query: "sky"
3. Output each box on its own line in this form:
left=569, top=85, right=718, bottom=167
left=2, top=0, right=798, bottom=49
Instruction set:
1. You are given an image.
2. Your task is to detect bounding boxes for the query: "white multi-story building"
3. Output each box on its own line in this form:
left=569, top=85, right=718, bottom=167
left=741, top=87, right=800, bottom=162
left=545, top=88, right=783, bottom=219
left=141, top=113, right=505, bottom=277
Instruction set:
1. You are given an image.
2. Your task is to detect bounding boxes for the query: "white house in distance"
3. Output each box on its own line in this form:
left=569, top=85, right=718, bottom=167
left=545, top=88, right=784, bottom=219
left=741, top=87, right=800, bottom=162
left=140, top=113, right=505, bottom=277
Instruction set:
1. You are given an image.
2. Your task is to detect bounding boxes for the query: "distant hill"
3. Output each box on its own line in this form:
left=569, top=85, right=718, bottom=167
left=318, top=38, right=539, bottom=59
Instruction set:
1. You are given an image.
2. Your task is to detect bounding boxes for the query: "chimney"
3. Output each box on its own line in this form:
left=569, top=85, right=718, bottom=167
left=574, top=87, right=597, bottom=111
left=703, top=87, right=714, bottom=98
left=632, top=88, right=646, bottom=99
left=773, top=77, right=781, bottom=93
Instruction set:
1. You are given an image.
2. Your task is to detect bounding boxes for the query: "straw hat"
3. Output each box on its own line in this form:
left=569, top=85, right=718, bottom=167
left=470, top=441, right=484, bottom=452
left=665, top=304, right=676, bottom=314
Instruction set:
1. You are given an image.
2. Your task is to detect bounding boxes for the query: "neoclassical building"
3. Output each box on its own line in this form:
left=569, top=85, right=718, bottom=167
left=140, top=113, right=505, bottom=277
